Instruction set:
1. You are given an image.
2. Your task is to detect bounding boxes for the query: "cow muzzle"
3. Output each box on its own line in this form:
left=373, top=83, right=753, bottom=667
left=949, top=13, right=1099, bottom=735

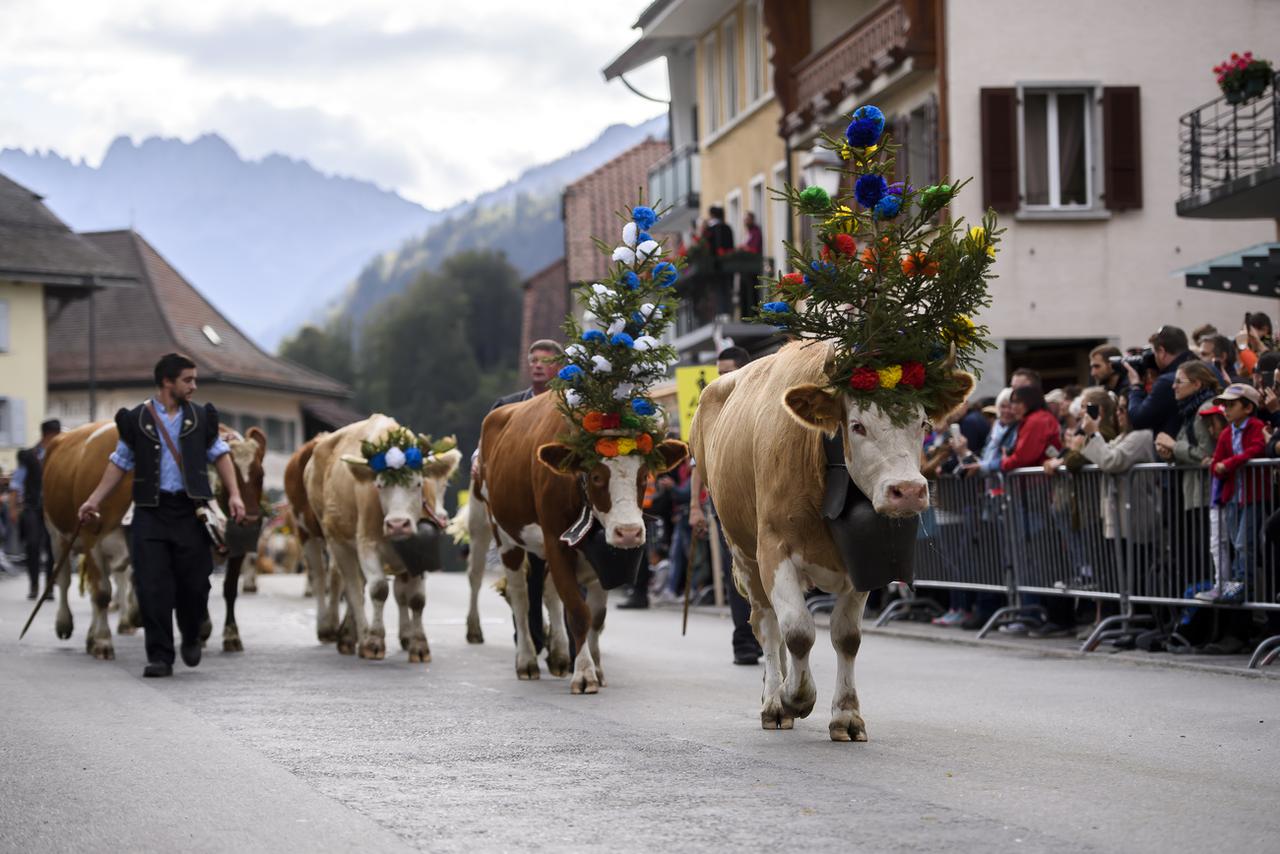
left=607, top=522, right=645, bottom=549
left=384, top=516, right=415, bottom=539
left=877, top=479, right=929, bottom=516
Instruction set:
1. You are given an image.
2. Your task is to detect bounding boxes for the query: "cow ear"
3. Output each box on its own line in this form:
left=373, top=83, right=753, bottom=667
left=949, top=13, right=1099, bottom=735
left=652, top=440, right=688, bottom=474
left=537, top=443, right=580, bottom=475
left=424, top=448, right=462, bottom=480
left=341, top=454, right=376, bottom=483
left=783, top=384, right=844, bottom=436
left=246, top=426, right=268, bottom=459
left=926, top=371, right=976, bottom=425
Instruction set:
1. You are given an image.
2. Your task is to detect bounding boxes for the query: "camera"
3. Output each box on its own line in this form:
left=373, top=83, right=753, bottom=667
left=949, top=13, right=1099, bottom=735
left=1085, top=403, right=1100, bottom=420
left=1109, top=347, right=1157, bottom=374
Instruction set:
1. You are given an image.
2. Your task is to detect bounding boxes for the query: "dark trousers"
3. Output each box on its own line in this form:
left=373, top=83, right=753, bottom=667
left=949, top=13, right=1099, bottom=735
left=717, top=525, right=760, bottom=657
left=131, top=494, right=213, bottom=665
left=21, top=506, right=51, bottom=592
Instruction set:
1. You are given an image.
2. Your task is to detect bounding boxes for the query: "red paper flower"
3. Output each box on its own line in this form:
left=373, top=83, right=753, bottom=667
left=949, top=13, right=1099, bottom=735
left=832, top=233, right=857, bottom=256
left=781, top=272, right=805, bottom=288
left=850, top=367, right=879, bottom=391
left=636, top=433, right=654, bottom=453
left=901, top=361, right=926, bottom=389
left=601, top=412, right=622, bottom=429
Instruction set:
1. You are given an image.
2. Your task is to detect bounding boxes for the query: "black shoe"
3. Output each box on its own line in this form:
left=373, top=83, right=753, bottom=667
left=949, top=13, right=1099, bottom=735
left=1027, top=622, right=1073, bottom=639
left=960, top=613, right=989, bottom=631
left=143, top=662, right=173, bottom=678
left=180, top=640, right=202, bottom=667
left=617, top=595, right=650, bottom=610
left=26, top=589, right=37, bottom=600
left=733, top=652, right=761, bottom=665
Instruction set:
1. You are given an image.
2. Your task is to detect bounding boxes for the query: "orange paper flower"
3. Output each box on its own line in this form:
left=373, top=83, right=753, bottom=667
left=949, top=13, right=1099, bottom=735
left=901, top=251, right=939, bottom=278
left=636, top=433, right=653, bottom=453
left=595, top=438, right=620, bottom=458
left=583, top=411, right=605, bottom=432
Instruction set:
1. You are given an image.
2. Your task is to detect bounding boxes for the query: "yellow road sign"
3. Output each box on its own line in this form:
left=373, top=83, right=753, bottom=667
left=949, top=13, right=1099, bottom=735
left=675, top=365, right=719, bottom=437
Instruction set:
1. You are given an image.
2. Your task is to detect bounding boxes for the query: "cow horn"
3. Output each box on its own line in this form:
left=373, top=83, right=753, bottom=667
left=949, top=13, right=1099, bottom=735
left=340, top=454, right=370, bottom=468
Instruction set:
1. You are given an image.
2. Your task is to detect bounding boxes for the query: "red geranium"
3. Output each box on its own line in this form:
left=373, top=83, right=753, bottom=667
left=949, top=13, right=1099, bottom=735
left=850, top=367, right=879, bottom=391
left=900, top=361, right=926, bottom=389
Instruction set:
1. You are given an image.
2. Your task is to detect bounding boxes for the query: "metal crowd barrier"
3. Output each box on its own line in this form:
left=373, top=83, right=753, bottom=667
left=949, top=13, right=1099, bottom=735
left=882, top=460, right=1280, bottom=670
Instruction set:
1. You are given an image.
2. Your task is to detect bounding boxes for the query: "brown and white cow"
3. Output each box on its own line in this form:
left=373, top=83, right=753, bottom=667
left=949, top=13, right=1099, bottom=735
left=689, top=340, right=971, bottom=741
left=284, top=435, right=339, bottom=642
left=468, top=392, right=685, bottom=693
left=212, top=425, right=267, bottom=651
left=41, top=421, right=137, bottom=659
left=302, top=416, right=461, bottom=662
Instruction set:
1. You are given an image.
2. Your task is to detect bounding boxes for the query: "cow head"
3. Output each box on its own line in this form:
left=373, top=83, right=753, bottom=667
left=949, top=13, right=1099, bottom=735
left=784, top=374, right=974, bottom=517
left=419, top=445, right=463, bottom=525
left=343, top=435, right=463, bottom=541
left=537, top=440, right=687, bottom=548
left=225, top=427, right=267, bottom=524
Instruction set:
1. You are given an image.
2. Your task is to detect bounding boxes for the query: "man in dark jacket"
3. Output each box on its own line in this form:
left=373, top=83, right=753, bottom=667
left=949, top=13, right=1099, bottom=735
left=1126, top=325, right=1195, bottom=437
left=79, top=353, right=245, bottom=678
left=9, top=419, right=61, bottom=599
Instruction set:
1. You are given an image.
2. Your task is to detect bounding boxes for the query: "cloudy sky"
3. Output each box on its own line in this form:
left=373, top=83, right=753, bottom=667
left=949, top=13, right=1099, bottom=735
left=0, top=0, right=670, bottom=208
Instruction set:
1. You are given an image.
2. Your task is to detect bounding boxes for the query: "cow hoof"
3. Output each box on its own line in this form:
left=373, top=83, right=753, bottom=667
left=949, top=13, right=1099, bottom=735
left=91, top=640, right=115, bottom=661
left=399, top=635, right=410, bottom=651
left=516, top=658, right=540, bottom=680
left=223, top=636, right=244, bottom=653
left=829, top=711, right=868, bottom=743
left=782, top=674, right=817, bottom=720
left=546, top=651, right=572, bottom=678
left=570, top=672, right=600, bottom=695
left=466, top=627, right=485, bottom=644
left=117, top=623, right=137, bottom=636
left=199, top=618, right=213, bottom=643
left=359, top=637, right=385, bottom=660
left=761, top=697, right=794, bottom=730
left=317, top=621, right=338, bottom=643
left=56, top=617, right=74, bottom=640
left=243, top=583, right=258, bottom=594
left=408, top=639, right=431, bottom=664
left=337, top=639, right=356, bottom=656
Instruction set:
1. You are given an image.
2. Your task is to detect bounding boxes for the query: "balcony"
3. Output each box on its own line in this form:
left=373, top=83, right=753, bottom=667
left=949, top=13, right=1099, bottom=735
left=648, top=144, right=700, bottom=231
left=780, top=0, right=936, bottom=138
left=1177, top=72, right=1280, bottom=219
left=672, top=248, right=778, bottom=358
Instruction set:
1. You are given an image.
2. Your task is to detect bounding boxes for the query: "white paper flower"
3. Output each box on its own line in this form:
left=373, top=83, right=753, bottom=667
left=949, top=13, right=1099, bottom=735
left=630, top=362, right=650, bottom=377
left=565, top=344, right=584, bottom=358
left=612, top=246, right=636, bottom=266
left=636, top=239, right=660, bottom=262
left=591, top=283, right=615, bottom=297
left=384, top=446, right=407, bottom=470
left=633, top=335, right=659, bottom=352
left=612, top=382, right=635, bottom=400
left=564, top=389, right=582, bottom=407
left=591, top=355, right=613, bottom=373
left=606, top=318, right=626, bottom=336
left=622, top=221, right=637, bottom=248
left=639, top=302, right=663, bottom=321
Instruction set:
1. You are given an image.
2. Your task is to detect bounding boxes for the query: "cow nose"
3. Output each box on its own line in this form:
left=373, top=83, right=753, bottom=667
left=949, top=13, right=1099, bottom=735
left=609, top=523, right=645, bottom=548
left=885, top=480, right=929, bottom=514
left=384, top=516, right=414, bottom=539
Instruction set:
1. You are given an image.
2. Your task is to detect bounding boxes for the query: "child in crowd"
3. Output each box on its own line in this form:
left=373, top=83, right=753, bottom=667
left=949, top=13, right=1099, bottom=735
left=1200, top=383, right=1266, bottom=603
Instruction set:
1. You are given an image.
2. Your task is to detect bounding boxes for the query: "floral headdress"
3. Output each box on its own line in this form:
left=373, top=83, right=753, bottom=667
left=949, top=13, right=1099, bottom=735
left=757, top=103, right=998, bottom=425
left=548, top=203, right=680, bottom=470
left=355, top=427, right=458, bottom=488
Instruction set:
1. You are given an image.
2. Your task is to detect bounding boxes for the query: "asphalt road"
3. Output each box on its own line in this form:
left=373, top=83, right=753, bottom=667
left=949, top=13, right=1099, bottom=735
left=1, top=567, right=1277, bottom=853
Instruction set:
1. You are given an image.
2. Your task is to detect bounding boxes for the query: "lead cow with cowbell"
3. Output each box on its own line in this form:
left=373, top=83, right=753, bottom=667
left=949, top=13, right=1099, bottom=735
left=691, top=103, right=999, bottom=741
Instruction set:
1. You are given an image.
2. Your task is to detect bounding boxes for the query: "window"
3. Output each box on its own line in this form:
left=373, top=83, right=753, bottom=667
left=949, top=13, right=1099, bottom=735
left=238, top=413, right=259, bottom=436
left=286, top=420, right=297, bottom=451
left=265, top=417, right=286, bottom=452
left=722, top=19, right=738, bottom=121
left=744, top=1, right=764, bottom=103
left=0, top=299, right=9, bottom=352
left=0, top=397, right=24, bottom=447
left=725, top=189, right=743, bottom=248
left=771, top=162, right=789, bottom=273
left=219, top=410, right=236, bottom=430
left=1020, top=88, right=1095, bottom=209
left=702, top=33, right=720, bottom=134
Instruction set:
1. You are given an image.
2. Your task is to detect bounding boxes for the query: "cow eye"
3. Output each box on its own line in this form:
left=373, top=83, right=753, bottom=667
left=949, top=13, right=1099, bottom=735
left=850, top=422, right=867, bottom=437
left=922, top=421, right=933, bottom=432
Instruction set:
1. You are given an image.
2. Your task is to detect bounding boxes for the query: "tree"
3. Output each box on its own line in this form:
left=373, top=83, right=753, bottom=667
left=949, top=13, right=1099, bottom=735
left=278, top=319, right=355, bottom=386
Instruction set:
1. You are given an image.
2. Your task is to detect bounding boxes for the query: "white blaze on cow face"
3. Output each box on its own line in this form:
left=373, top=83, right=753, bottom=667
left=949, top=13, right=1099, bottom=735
left=842, top=398, right=930, bottom=517
left=592, top=456, right=646, bottom=548
left=375, top=473, right=425, bottom=540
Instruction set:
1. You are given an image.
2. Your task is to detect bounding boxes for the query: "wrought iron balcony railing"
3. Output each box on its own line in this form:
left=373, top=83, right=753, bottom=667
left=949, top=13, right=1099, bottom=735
left=1178, top=71, right=1280, bottom=218
left=647, top=144, right=700, bottom=218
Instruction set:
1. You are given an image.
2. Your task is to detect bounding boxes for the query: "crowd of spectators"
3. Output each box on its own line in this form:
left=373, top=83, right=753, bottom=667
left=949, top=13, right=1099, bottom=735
left=920, top=315, right=1280, bottom=656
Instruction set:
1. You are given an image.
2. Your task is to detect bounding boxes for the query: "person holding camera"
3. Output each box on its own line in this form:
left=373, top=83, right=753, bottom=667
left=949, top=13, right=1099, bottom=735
left=1125, top=325, right=1195, bottom=437
left=1089, top=345, right=1131, bottom=397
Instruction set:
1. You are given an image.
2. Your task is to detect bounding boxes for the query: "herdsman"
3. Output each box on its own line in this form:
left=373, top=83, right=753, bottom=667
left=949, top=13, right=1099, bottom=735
left=79, top=353, right=246, bottom=677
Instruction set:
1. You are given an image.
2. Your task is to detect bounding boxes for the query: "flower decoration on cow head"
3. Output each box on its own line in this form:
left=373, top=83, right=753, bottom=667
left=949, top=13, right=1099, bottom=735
left=547, top=201, right=688, bottom=475
left=353, top=427, right=459, bottom=488
left=755, top=103, right=999, bottom=426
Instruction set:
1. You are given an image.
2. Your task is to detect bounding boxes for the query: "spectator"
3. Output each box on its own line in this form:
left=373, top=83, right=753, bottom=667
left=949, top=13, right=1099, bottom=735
left=1125, top=325, right=1194, bottom=437
left=1011, top=367, right=1042, bottom=391
left=957, top=398, right=993, bottom=453
left=1001, top=386, right=1062, bottom=472
left=1155, top=360, right=1222, bottom=504
left=1191, top=323, right=1219, bottom=348
left=965, top=388, right=1017, bottom=477
left=700, top=206, right=735, bottom=253
left=10, top=418, right=61, bottom=600
left=1089, top=345, right=1131, bottom=396
left=1250, top=350, right=1280, bottom=431
left=740, top=211, right=763, bottom=254
left=1233, top=312, right=1273, bottom=378
left=1199, top=383, right=1267, bottom=604
left=1204, top=334, right=1240, bottom=387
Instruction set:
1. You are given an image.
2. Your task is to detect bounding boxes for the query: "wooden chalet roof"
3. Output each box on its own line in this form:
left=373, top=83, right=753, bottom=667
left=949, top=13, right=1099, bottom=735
left=46, top=229, right=351, bottom=399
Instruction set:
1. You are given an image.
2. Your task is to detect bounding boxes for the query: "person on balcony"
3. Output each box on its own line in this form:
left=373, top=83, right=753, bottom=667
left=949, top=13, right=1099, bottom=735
left=740, top=211, right=763, bottom=255
left=699, top=206, right=734, bottom=254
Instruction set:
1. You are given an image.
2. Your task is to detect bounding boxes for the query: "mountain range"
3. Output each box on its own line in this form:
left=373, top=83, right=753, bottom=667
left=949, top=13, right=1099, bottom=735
left=0, top=114, right=666, bottom=348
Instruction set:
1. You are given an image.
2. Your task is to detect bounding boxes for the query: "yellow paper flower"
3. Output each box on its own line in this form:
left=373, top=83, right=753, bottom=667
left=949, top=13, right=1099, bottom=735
left=946, top=313, right=976, bottom=344
left=825, top=204, right=858, bottom=234
left=616, top=437, right=637, bottom=456
left=968, top=226, right=996, bottom=259
left=838, top=143, right=852, bottom=161
left=877, top=365, right=903, bottom=389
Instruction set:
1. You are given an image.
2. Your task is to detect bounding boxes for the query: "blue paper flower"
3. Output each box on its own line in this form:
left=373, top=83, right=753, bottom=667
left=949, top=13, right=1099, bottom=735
left=404, top=447, right=424, bottom=469
left=611, top=332, right=635, bottom=348
left=810, top=259, right=835, bottom=275
left=631, top=398, right=656, bottom=416
left=873, top=194, right=902, bottom=219
left=888, top=182, right=908, bottom=196
left=855, top=174, right=888, bottom=208
left=844, top=105, right=885, bottom=148
left=631, top=311, right=647, bottom=327
left=762, top=301, right=791, bottom=314
left=369, top=452, right=388, bottom=473
left=652, top=261, right=677, bottom=287
left=558, top=365, right=583, bottom=381
left=622, top=271, right=640, bottom=289
left=638, top=232, right=652, bottom=244
left=632, top=206, right=658, bottom=230
left=582, top=330, right=605, bottom=342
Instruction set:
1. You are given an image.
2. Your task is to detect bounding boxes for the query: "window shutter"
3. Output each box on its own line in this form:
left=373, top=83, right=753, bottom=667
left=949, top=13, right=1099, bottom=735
left=1103, top=86, right=1143, bottom=211
left=0, top=299, right=9, bottom=352
left=980, top=88, right=1019, bottom=212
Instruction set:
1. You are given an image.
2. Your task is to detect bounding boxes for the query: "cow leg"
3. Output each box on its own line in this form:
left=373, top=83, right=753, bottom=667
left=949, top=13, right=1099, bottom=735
left=241, top=551, right=258, bottom=594
left=330, top=565, right=354, bottom=653
left=356, top=542, right=388, bottom=660
left=545, top=541, right=598, bottom=695
left=50, top=533, right=74, bottom=641
left=329, top=542, right=366, bottom=656
left=97, top=532, right=136, bottom=635
left=395, top=574, right=430, bottom=663
left=302, top=538, right=335, bottom=642
left=828, top=584, right=869, bottom=743
left=769, top=557, right=817, bottom=721
left=464, top=502, right=492, bottom=644
left=222, top=555, right=244, bottom=652
left=541, top=570, right=571, bottom=678
left=583, top=574, right=607, bottom=688
left=501, top=547, right=540, bottom=680
left=84, top=553, right=114, bottom=660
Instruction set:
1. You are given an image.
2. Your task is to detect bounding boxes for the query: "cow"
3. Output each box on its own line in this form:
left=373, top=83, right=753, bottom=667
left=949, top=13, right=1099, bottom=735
left=302, top=416, right=461, bottom=662
left=689, top=340, right=971, bottom=741
left=212, top=425, right=267, bottom=652
left=284, top=435, right=339, bottom=642
left=468, top=391, right=686, bottom=693
left=41, top=421, right=137, bottom=659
